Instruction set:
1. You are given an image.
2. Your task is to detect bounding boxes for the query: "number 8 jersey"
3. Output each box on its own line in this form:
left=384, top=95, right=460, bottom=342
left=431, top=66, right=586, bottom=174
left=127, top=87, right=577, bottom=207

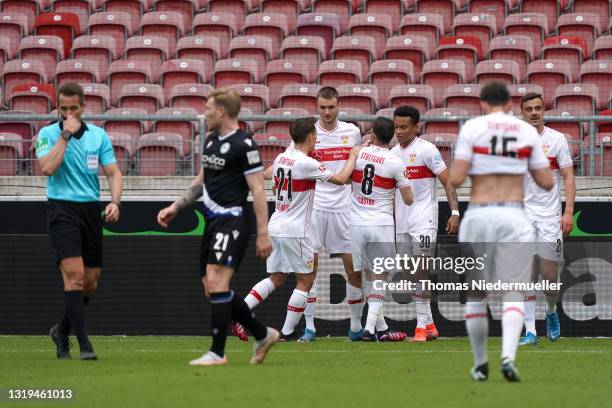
left=269, top=147, right=334, bottom=238
left=351, top=145, right=411, bottom=226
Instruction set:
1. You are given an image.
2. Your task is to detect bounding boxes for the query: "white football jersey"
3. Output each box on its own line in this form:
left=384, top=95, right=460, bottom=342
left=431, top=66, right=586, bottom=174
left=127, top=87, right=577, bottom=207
left=392, top=137, right=447, bottom=233
left=455, top=111, right=549, bottom=175
left=524, top=126, right=573, bottom=221
left=351, top=145, right=411, bottom=226
left=269, top=147, right=333, bottom=238
left=310, top=120, right=361, bottom=212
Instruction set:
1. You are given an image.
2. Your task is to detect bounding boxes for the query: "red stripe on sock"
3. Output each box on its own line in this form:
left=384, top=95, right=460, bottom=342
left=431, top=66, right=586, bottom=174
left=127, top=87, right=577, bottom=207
left=348, top=298, right=363, bottom=304
left=249, top=290, right=263, bottom=302
left=503, top=307, right=525, bottom=316
left=524, top=295, right=537, bottom=301
left=367, top=294, right=385, bottom=301
left=464, top=313, right=488, bottom=319
left=287, top=305, right=306, bottom=313
left=307, top=297, right=317, bottom=303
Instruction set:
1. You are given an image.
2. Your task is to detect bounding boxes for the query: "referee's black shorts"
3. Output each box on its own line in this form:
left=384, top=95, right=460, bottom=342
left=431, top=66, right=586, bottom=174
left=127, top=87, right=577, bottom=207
left=200, top=214, right=252, bottom=275
left=46, top=199, right=103, bottom=267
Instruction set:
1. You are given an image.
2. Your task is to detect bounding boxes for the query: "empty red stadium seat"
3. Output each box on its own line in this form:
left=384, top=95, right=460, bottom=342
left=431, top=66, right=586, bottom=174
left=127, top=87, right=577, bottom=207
left=553, top=83, right=598, bottom=116
left=18, top=35, right=63, bottom=81
left=208, top=0, right=253, bottom=28
left=338, top=106, right=368, bottom=133
left=593, top=35, right=612, bottom=60
left=175, top=36, right=219, bottom=83
left=264, top=59, right=309, bottom=108
left=365, top=0, right=409, bottom=29
left=312, top=0, right=352, bottom=34
left=238, top=107, right=254, bottom=134
left=168, top=83, right=212, bottom=111
left=297, top=13, right=340, bottom=54
left=10, top=83, right=55, bottom=113
left=253, top=132, right=292, bottom=144
left=468, top=0, right=509, bottom=27
left=519, top=0, right=564, bottom=28
left=452, top=12, right=498, bottom=55
left=369, top=59, right=414, bottom=109
left=383, top=35, right=431, bottom=79
left=474, top=60, right=520, bottom=84
left=264, top=107, right=310, bottom=134
left=104, top=0, right=144, bottom=33
left=0, top=13, right=28, bottom=60
left=54, top=59, right=100, bottom=88
left=280, top=36, right=326, bottom=80
left=104, top=107, right=148, bottom=140
left=542, top=36, right=588, bottom=82
left=337, top=84, right=377, bottom=114
left=243, top=13, right=289, bottom=56
left=228, top=35, right=276, bottom=71
left=52, top=0, right=92, bottom=34
left=117, top=83, right=164, bottom=114
left=422, top=108, right=467, bottom=134
left=318, top=59, right=362, bottom=88
left=504, top=12, right=549, bottom=50
left=106, top=131, right=133, bottom=174
left=591, top=133, right=612, bottom=176
left=0, top=132, right=23, bottom=175
left=331, top=35, right=376, bottom=80
left=87, top=11, right=132, bottom=56
left=257, top=139, right=286, bottom=168
left=526, top=60, right=571, bottom=109
left=0, top=59, right=46, bottom=106
left=81, top=82, right=110, bottom=116
left=71, top=35, right=117, bottom=82
left=436, top=35, right=482, bottom=81
left=192, top=12, right=237, bottom=59
left=125, top=35, right=169, bottom=82
left=34, top=12, right=79, bottom=58
left=416, top=0, right=462, bottom=33
left=279, top=84, right=321, bottom=114
left=572, top=0, right=610, bottom=32
left=389, top=84, right=434, bottom=112
left=108, top=59, right=152, bottom=105
left=579, top=60, right=611, bottom=111
left=421, top=59, right=466, bottom=107
left=442, top=84, right=483, bottom=114
left=229, top=84, right=270, bottom=114
left=153, top=107, right=197, bottom=155
left=508, top=83, right=544, bottom=115
left=154, top=0, right=194, bottom=28
left=556, top=12, right=601, bottom=57
left=489, top=35, right=534, bottom=81
left=399, top=13, right=444, bottom=45
left=545, top=109, right=584, bottom=142
left=137, top=132, right=183, bottom=175
left=420, top=132, right=457, bottom=164
left=213, top=58, right=260, bottom=88
left=139, top=11, right=185, bottom=57
left=261, top=0, right=304, bottom=32
left=348, top=13, right=393, bottom=55
left=158, top=59, right=206, bottom=102
left=0, top=110, right=36, bottom=152
left=0, top=1, right=41, bottom=32
left=597, top=110, right=612, bottom=133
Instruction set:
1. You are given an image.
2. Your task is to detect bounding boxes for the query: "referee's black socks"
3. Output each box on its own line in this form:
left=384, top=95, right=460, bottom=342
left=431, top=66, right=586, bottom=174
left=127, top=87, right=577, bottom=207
left=58, top=296, right=90, bottom=336
left=209, top=291, right=233, bottom=357
left=64, top=291, right=92, bottom=351
left=230, top=294, right=267, bottom=341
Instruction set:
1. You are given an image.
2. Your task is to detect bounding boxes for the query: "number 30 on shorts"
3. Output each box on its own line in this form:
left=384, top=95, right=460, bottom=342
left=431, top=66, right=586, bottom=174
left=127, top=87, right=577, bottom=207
left=419, top=235, right=431, bottom=249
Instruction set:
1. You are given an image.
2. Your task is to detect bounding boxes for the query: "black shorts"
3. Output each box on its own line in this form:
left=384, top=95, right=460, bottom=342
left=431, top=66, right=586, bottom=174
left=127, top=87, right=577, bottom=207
left=200, top=214, right=252, bottom=275
left=46, top=199, right=103, bottom=267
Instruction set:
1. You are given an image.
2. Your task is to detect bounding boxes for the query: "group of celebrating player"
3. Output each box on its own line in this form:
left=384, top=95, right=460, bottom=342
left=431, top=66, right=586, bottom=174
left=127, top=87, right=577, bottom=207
left=42, top=80, right=574, bottom=382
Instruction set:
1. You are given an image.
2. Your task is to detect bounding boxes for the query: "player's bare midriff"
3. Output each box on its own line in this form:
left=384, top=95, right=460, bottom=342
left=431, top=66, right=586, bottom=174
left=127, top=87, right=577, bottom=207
left=468, top=174, right=524, bottom=204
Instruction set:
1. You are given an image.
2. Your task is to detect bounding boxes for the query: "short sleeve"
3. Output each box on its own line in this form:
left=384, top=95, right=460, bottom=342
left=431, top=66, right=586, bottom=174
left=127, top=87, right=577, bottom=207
left=393, top=159, right=411, bottom=188
left=99, top=131, right=117, bottom=166
left=351, top=126, right=362, bottom=147
left=35, top=127, right=54, bottom=158
left=303, top=157, right=333, bottom=182
left=528, top=130, right=550, bottom=170
left=454, top=121, right=473, bottom=162
left=557, top=136, right=573, bottom=169
left=241, top=138, right=264, bottom=175
left=424, top=144, right=447, bottom=175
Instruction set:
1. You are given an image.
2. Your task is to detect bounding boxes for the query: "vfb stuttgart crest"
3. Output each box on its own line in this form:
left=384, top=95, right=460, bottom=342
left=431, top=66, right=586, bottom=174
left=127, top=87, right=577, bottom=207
left=340, top=135, right=350, bottom=145
left=408, top=153, right=417, bottom=163
left=543, top=144, right=550, bottom=155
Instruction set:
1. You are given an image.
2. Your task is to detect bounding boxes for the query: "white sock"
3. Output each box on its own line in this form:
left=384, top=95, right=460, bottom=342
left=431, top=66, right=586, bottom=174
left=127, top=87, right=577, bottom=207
left=244, top=278, right=276, bottom=310
left=363, top=280, right=373, bottom=297
left=465, top=300, right=488, bottom=367
left=375, top=315, right=388, bottom=332
left=545, top=291, right=558, bottom=314
left=415, top=300, right=429, bottom=329
left=365, top=301, right=384, bottom=334
left=425, top=299, right=433, bottom=325
left=501, top=301, right=525, bottom=363
left=282, top=289, right=308, bottom=336
left=346, top=282, right=364, bottom=332
left=304, top=288, right=317, bottom=332
left=524, top=292, right=537, bottom=335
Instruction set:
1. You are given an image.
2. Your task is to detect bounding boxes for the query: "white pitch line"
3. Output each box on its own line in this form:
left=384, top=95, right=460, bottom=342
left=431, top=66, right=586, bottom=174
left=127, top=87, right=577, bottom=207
left=0, top=349, right=609, bottom=354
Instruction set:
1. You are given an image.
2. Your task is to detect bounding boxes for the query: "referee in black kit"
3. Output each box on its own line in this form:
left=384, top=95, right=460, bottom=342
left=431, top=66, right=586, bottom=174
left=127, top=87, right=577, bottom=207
left=157, top=87, right=278, bottom=366
left=36, top=83, right=123, bottom=360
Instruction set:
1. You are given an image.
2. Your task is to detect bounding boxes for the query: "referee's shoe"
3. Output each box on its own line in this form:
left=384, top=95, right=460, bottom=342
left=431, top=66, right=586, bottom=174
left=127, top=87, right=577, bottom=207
left=49, top=324, right=72, bottom=359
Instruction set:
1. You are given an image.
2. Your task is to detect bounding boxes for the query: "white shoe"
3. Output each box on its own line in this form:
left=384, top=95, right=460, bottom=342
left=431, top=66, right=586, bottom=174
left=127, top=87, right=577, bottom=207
left=189, top=351, right=228, bottom=366
left=250, top=327, right=280, bottom=365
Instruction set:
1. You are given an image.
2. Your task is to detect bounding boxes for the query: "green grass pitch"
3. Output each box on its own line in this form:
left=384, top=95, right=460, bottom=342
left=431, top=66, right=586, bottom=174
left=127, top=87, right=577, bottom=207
left=2, top=336, right=610, bottom=408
